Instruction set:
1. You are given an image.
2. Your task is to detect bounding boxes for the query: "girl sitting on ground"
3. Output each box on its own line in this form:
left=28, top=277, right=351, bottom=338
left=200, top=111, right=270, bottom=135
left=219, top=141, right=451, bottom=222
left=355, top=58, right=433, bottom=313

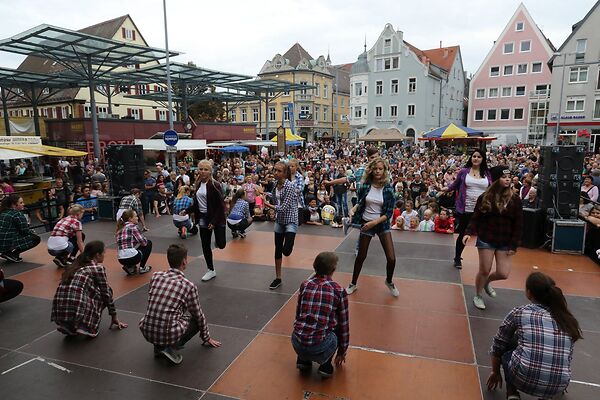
left=227, top=188, right=253, bottom=238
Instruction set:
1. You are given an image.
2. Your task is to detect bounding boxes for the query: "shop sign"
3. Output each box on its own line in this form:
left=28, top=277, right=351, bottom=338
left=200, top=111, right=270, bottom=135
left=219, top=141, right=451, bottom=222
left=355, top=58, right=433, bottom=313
left=0, top=136, right=42, bottom=145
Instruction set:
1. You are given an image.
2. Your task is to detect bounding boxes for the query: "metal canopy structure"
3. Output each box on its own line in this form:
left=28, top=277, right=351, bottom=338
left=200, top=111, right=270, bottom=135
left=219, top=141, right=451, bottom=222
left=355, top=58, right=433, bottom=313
left=0, top=24, right=179, bottom=160
left=124, top=90, right=262, bottom=112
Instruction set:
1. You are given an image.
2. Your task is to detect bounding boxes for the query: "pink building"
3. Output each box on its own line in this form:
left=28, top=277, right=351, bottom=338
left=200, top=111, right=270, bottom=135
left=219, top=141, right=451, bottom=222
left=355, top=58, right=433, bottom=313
left=468, top=3, right=555, bottom=144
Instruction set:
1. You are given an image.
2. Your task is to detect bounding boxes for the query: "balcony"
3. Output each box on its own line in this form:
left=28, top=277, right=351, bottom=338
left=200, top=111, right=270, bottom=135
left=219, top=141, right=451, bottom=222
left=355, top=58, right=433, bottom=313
left=529, top=89, right=550, bottom=100
left=295, top=94, right=313, bottom=102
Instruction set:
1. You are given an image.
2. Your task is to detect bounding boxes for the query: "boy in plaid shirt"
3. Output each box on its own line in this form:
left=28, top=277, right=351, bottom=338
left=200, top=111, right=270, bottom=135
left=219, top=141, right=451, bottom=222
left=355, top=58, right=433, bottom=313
left=292, top=252, right=349, bottom=378
left=139, top=244, right=221, bottom=365
left=47, top=204, right=86, bottom=268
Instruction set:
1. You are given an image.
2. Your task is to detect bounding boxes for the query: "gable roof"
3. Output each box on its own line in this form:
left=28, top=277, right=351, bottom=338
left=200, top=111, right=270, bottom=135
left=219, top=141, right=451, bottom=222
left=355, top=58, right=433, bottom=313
left=79, top=15, right=128, bottom=38
left=550, top=0, right=600, bottom=64
left=282, top=43, right=314, bottom=67
left=422, top=46, right=460, bottom=72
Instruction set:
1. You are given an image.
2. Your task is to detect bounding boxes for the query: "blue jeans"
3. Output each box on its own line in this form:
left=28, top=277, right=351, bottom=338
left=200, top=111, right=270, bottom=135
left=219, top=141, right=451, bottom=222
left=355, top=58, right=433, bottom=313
left=274, top=222, right=298, bottom=234
left=291, top=331, right=338, bottom=365
left=334, top=193, right=348, bottom=217
left=173, top=219, right=193, bottom=230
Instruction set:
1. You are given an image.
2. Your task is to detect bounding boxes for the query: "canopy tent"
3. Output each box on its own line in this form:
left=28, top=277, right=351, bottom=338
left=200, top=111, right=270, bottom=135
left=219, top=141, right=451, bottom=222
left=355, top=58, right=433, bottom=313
left=419, top=123, right=495, bottom=141
left=0, top=144, right=87, bottom=157
left=270, top=130, right=304, bottom=142
left=220, top=145, right=249, bottom=153
left=361, top=128, right=407, bottom=142
left=0, top=148, right=42, bottom=160
left=206, top=140, right=277, bottom=148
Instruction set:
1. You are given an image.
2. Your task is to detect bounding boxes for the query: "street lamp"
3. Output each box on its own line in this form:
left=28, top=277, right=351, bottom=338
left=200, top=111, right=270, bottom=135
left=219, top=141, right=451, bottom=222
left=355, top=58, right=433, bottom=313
left=163, top=0, right=175, bottom=167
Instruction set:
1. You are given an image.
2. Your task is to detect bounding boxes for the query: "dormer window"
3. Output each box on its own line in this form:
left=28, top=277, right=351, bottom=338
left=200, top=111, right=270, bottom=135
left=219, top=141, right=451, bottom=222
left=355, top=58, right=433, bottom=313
left=515, top=21, right=524, bottom=31
left=274, top=59, right=282, bottom=69
left=384, top=38, right=391, bottom=47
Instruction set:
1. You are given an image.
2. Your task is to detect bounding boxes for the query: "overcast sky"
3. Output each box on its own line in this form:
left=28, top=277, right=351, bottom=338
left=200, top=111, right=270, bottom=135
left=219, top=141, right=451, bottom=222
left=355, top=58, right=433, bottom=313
left=0, top=0, right=596, bottom=77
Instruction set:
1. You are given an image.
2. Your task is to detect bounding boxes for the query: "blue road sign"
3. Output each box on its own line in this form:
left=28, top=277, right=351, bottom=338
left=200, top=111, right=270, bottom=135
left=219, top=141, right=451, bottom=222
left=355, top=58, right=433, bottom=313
left=163, top=129, right=179, bottom=146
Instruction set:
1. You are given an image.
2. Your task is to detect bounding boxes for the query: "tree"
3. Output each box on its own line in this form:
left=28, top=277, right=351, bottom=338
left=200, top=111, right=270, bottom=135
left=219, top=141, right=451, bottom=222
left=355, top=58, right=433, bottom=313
left=188, top=100, right=226, bottom=122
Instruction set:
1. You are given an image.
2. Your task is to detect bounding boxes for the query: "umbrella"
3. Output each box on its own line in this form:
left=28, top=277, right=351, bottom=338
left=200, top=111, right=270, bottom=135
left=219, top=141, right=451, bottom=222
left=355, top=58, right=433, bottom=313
left=220, top=145, right=249, bottom=153
left=420, top=123, right=485, bottom=140
left=287, top=140, right=303, bottom=146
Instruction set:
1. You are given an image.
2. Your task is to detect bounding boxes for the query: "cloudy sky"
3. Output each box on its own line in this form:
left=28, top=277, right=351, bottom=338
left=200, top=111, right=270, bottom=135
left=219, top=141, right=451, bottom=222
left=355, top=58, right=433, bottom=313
left=0, top=0, right=596, bottom=77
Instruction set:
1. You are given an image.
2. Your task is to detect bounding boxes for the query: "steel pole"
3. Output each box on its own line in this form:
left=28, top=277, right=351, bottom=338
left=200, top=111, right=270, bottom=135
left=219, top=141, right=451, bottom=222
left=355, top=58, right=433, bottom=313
left=1, top=87, right=11, bottom=136
left=163, top=0, right=175, bottom=168
left=87, top=56, right=101, bottom=162
left=554, top=53, right=567, bottom=145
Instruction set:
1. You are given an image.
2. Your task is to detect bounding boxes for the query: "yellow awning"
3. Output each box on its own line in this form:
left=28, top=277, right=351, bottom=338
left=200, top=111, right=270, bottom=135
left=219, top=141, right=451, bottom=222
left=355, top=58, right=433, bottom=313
left=0, top=145, right=87, bottom=157
left=271, top=129, right=304, bottom=142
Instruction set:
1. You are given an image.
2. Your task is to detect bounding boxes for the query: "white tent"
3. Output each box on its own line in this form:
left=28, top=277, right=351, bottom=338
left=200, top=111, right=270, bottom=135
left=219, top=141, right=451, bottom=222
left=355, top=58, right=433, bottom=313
left=0, top=148, right=42, bottom=160
left=134, top=139, right=208, bottom=151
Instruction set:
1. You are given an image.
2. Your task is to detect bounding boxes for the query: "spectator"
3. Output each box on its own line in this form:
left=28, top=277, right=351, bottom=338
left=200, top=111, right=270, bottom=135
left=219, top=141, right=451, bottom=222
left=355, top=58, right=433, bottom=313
left=579, top=191, right=593, bottom=218
left=90, top=182, right=104, bottom=197
left=292, top=252, right=348, bottom=378
left=139, top=244, right=221, bottom=365
left=143, top=170, right=157, bottom=215
left=54, top=177, right=72, bottom=210
left=400, top=200, right=419, bottom=231
left=522, top=188, right=539, bottom=209
left=91, top=168, right=106, bottom=184
left=581, top=176, right=598, bottom=203
left=434, top=209, right=454, bottom=234
left=1, top=177, right=15, bottom=194
left=76, top=186, right=98, bottom=223
left=304, top=198, right=323, bottom=225
left=417, top=209, right=435, bottom=232
left=242, top=175, right=260, bottom=216
left=51, top=240, right=127, bottom=337
left=153, top=184, right=171, bottom=217
left=34, top=187, right=62, bottom=231
left=409, top=173, right=426, bottom=203
left=0, top=194, right=41, bottom=263
left=332, top=165, right=349, bottom=218
left=172, top=185, right=195, bottom=239
left=47, top=204, right=85, bottom=268
left=116, top=209, right=152, bottom=276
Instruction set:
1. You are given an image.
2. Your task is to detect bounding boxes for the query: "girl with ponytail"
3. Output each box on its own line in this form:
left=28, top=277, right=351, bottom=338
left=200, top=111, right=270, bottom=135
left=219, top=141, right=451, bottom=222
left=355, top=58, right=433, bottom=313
left=51, top=240, right=128, bottom=337
left=487, top=272, right=582, bottom=400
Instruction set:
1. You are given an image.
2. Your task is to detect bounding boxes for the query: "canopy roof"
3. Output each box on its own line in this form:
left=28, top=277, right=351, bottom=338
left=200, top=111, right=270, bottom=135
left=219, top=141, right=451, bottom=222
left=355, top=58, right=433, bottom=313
left=0, top=24, right=178, bottom=74
left=0, top=66, right=84, bottom=88
left=112, top=62, right=251, bottom=85
left=361, top=128, right=407, bottom=141
left=125, top=90, right=261, bottom=103
left=421, top=123, right=485, bottom=140
left=222, top=79, right=314, bottom=94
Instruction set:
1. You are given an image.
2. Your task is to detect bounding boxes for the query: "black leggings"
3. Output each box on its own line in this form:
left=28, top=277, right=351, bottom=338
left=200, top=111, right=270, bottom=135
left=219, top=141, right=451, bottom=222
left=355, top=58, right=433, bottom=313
left=0, top=278, right=23, bottom=303
left=119, top=240, right=153, bottom=269
left=454, top=212, right=473, bottom=261
left=352, top=232, right=396, bottom=285
left=274, top=232, right=296, bottom=260
left=227, top=219, right=251, bottom=233
left=200, top=225, right=226, bottom=270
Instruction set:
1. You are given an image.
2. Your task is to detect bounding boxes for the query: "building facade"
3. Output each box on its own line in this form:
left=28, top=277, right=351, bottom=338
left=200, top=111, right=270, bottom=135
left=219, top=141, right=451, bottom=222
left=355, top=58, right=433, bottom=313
left=468, top=4, right=555, bottom=145
left=350, top=24, right=465, bottom=140
left=547, top=1, right=600, bottom=150
left=228, top=43, right=350, bottom=141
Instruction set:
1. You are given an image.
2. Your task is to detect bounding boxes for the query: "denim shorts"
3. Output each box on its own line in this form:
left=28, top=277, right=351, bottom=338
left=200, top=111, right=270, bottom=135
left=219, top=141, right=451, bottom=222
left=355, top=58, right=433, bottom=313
left=476, top=238, right=512, bottom=251
left=173, top=219, right=193, bottom=229
left=274, top=222, right=298, bottom=234
left=359, top=219, right=389, bottom=237
left=291, top=331, right=337, bottom=365
left=48, top=241, right=74, bottom=257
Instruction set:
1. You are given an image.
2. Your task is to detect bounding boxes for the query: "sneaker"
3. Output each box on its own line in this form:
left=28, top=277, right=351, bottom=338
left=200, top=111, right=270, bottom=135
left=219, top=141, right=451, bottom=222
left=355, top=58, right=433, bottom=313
left=269, top=278, right=282, bottom=290
left=180, top=226, right=187, bottom=239
left=385, top=280, right=399, bottom=297
left=473, top=295, right=486, bottom=310
left=76, top=327, right=98, bottom=338
left=202, top=269, right=216, bottom=281
left=342, top=217, right=351, bottom=235
left=453, top=258, right=462, bottom=269
left=160, top=347, right=183, bottom=365
left=296, top=356, right=312, bottom=371
left=1, top=252, right=22, bottom=263
left=346, top=283, right=358, bottom=294
left=66, top=256, right=75, bottom=265
left=239, top=231, right=246, bottom=238
left=122, top=265, right=135, bottom=276
left=318, top=360, right=334, bottom=378
left=139, top=265, right=152, bottom=275
left=231, top=231, right=239, bottom=238
left=57, top=323, right=76, bottom=336
left=53, top=257, right=66, bottom=268
left=484, top=282, right=497, bottom=298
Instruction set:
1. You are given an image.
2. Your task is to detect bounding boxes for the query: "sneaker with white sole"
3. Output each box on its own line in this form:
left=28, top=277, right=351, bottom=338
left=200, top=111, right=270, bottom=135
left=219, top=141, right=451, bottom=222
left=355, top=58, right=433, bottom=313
left=76, top=327, right=98, bottom=338
left=139, top=266, right=152, bottom=275
left=385, top=280, right=399, bottom=297
left=1, top=252, right=22, bottom=263
left=484, top=282, right=497, bottom=298
left=346, top=283, right=358, bottom=294
left=53, top=257, right=66, bottom=268
left=473, top=295, right=486, bottom=310
left=269, top=278, right=282, bottom=290
left=239, top=232, right=246, bottom=238
left=342, top=217, right=351, bottom=235
left=160, top=347, right=183, bottom=365
left=201, top=269, right=216, bottom=281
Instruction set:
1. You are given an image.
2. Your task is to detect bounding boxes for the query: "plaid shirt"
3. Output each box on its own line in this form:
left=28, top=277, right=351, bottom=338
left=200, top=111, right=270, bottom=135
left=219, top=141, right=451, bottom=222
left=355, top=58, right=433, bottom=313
left=271, top=180, right=299, bottom=225
left=352, top=182, right=395, bottom=230
left=51, top=262, right=116, bottom=334
left=0, top=209, right=37, bottom=253
left=51, top=215, right=82, bottom=238
left=466, top=194, right=523, bottom=250
left=118, top=194, right=143, bottom=215
left=490, top=304, right=574, bottom=398
left=116, top=222, right=147, bottom=250
left=139, top=268, right=210, bottom=346
left=172, top=195, right=193, bottom=216
left=293, top=275, right=349, bottom=355
left=293, top=171, right=305, bottom=208
left=347, top=165, right=366, bottom=184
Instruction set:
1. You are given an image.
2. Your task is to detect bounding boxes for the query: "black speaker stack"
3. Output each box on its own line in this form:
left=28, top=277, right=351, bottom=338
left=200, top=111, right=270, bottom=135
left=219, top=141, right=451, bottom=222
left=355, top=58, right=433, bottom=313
left=105, top=144, right=145, bottom=196
left=538, top=145, right=584, bottom=219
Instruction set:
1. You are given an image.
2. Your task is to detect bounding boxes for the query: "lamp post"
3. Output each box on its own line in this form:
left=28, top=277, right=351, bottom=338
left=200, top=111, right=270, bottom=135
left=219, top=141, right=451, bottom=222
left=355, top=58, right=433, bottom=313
left=163, top=0, right=175, bottom=168
left=553, top=52, right=567, bottom=145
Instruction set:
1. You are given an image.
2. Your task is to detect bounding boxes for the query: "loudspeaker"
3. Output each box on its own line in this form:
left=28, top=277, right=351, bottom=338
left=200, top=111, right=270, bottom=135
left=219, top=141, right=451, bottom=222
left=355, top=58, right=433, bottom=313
left=551, top=219, right=586, bottom=254
left=539, top=145, right=585, bottom=182
left=521, top=208, right=546, bottom=248
left=106, top=145, right=144, bottom=196
left=538, top=179, right=580, bottom=218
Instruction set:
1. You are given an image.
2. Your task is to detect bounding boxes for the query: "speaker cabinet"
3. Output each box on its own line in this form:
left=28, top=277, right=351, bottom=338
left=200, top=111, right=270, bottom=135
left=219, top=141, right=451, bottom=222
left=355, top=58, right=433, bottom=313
left=551, top=219, right=586, bottom=254
left=105, top=145, right=144, bottom=196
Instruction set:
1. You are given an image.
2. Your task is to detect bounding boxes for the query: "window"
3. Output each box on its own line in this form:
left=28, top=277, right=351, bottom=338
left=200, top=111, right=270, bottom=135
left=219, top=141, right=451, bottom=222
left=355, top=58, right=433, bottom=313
left=253, top=108, right=259, bottom=122
left=517, top=63, right=528, bottom=74
left=268, top=91, right=275, bottom=97
left=123, top=28, right=134, bottom=40
left=315, top=83, right=320, bottom=97
left=268, top=107, right=276, bottom=121
left=531, top=62, right=542, bottom=73
left=520, top=40, right=531, bottom=52
left=384, top=38, right=391, bottom=48
left=407, top=104, right=415, bottom=116
left=300, top=105, right=310, bottom=118
left=300, top=81, right=308, bottom=95
left=363, top=106, right=367, bottom=117
left=158, top=110, right=167, bottom=121
left=566, top=98, right=585, bottom=112
left=490, top=66, right=500, bottom=77
left=390, top=105, right=398, bottom=117
left=408, top=77, right=416, bottom=93
left=314, top=106, right=319, bottom=122
left=503, top=43, right=514, bottom=54
left=83, top=105, right=91, bottom=118
left=488, top=87, right=499, bottom=98
left=576, top=38, right=587, bottom=62
left=323, top=106, right=328, bottom=121
left=384, top=58, right=391, bottom=70
left=391, top=79, right=399, bottom=94
left=130, top=108, right=141, bottom=120
left=324, top=85, right=329, bottom=98
left=119, top=85, right=130, bottom=94
left=569, top=67, right=588, bottom=83
left=503, top=65, right=513, bottom=76
left=500, top=109, right=510, bottom=120
left=376, top=59, right=383, bottom=71
left=487, top=109, right=497, bottom=120
left=515, top=86, right=526, bottom=96
left=594, top=99, right=600, bottom=119
left=283, top=90, right=290, bottom=96
left=502, top=87, right=512, bottom=97
left=242, top=108, right=248, bottom=122
left=354, top=107, right=362, bottom=118
left=375, top=106, right=382, bottom=117
left=476, top=88, right=485, bottom=98
left=514, top=108, right=524, bottom=120
left=376, top=80, right=383, bottom=95
left=229, top=110, right=236, bottom=121
left=516, top=21, right=524, bottom=31
left=392, top=57, right=399, bottom=69
left=354, top=82, right=362, bottom=96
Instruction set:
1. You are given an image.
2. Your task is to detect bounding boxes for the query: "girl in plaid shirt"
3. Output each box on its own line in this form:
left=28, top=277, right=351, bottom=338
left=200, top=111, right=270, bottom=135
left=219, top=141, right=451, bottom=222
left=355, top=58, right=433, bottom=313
left=116, top=209, right=153, bottom=276
left=487, top=272, right=582, bottom=400
left=172, top=185, right=194, bottom=239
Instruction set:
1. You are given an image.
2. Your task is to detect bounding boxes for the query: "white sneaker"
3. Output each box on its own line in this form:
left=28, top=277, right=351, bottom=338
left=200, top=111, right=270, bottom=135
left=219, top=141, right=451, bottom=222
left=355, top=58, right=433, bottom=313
left=346, top=283, right=357, bottom=294
left=385, top=280, right=399, bottom=297
left=201, top=270, right=216, bottom=281
left=473, top=295, right=486, bottom=310
left=484, top=282, right=497, bottom=298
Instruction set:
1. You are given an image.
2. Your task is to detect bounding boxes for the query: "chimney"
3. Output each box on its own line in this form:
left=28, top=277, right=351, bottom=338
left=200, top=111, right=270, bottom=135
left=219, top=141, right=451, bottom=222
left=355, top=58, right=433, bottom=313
left=439, top=40, right=442, bottom=48
left=443, top=49, right=449, bottom=58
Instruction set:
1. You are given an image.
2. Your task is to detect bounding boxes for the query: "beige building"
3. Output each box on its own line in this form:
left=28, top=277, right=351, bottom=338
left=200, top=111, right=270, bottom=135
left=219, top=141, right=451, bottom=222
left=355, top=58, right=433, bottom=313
left=229, top=43, right=350, bottom=141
